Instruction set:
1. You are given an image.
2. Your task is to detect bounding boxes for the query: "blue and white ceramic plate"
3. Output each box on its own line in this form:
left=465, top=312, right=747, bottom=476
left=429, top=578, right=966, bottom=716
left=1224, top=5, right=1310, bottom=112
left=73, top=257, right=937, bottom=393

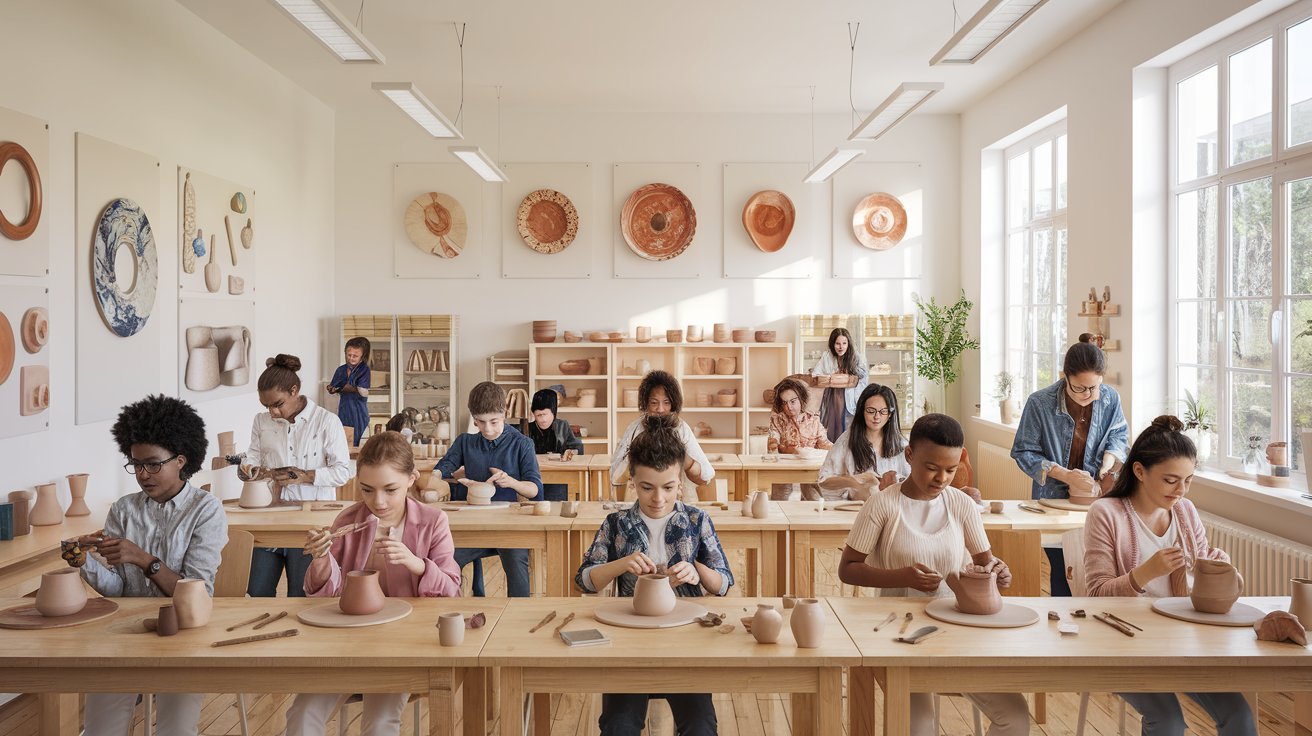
left=92, top=198, right=157, bottom=337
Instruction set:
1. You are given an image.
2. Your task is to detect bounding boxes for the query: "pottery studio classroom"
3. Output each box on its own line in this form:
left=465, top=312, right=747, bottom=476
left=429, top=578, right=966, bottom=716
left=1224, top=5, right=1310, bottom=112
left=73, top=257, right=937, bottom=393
left=5, top=1, right=1312, bottom=735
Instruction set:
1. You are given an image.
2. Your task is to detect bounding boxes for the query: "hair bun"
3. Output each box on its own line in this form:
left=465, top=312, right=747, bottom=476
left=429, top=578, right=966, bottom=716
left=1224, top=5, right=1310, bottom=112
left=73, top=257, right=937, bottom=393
left=1149, top=415, right=1185, bottom=433
left=265, top=354, right=302, bottom=372
left=1078, top=333, right=1094, bottom=343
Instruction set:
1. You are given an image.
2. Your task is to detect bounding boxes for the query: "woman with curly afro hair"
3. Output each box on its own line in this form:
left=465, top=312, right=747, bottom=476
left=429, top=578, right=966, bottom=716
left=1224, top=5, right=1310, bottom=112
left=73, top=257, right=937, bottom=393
left=69, top=394, right=227, bottom=736
left=609, top=369, right=712, bottom=502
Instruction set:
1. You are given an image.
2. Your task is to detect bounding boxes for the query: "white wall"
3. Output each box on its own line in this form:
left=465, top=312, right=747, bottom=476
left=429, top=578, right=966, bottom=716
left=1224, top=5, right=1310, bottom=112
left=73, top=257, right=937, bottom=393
left=0, top=0, right=335, bottom=514
left=334, top=108, right=961, bottom=428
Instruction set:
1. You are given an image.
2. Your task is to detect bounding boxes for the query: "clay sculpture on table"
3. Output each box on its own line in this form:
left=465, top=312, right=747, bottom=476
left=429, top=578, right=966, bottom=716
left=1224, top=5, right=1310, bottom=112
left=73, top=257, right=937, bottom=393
left=19, top=365, right=49, bottom=416
left=438, top=611, right=465, bottom=646
left=35, top=568, right=87, bottom=617
left=20, top=307, right=49, bottom=354
left=238, top=480, right=273, bottom=509
left=173, top=578, right=212, bottom=628
left=29, top=482, right=62, bottom=525
left=157, top=605, right=179, bottom=636
left=790, top=598, right=825, bottom=648
left=65, top=474, right=91, bottom=516
left=341, top=570, right=386, bottom=615
left=751, top=604, right=783, bottom=643
left=466, top=481, right=496, bottom=505
left=632, top=574, right=677, bottom=617
left=1254, top=611, right=1307, bottom=646
left=947, top=565, right=1004, bottom=615
left=1191, top=559, right=1244, bottom=614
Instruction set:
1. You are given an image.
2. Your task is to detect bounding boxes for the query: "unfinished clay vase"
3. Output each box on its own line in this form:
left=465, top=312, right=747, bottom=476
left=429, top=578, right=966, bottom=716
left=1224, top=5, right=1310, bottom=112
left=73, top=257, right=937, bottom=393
left=715, top=357, right=736, bottom=375
left=790, top=598, right=825, bottom=648
left=947, top=567, right=1003, bottom=615
left=632, top=573, right=677, bottom=616
left=35, top=568, right=87, bottom=617
left=466, top=482, right=496, bottom=505
left=751, top=604, right=783, bottom=644
left=239, top=480, right=273, bottom=509
left=29, top=483, right=63, bottom=526
left=438, top=611, right=465, bottom=646
left=713, top=323, right=730, bottom=343
left=8, top=490, right=32, bottom=536
left=686, top=326, right=704, bottom=342
left=750, top=490, right=769, bottom=519
left=65, top=474, right=91, bottom=516
left=173, top=578, right=212, bottom=629
left=1290, top=578, right=1312, bottom=627
left=157, top=605, right=179, bottom=637
left=1191, top=559, right=1244, bottom=614
left=341, top=570, right=386, bottom=615
left=693, top=357, right=715, bottom=375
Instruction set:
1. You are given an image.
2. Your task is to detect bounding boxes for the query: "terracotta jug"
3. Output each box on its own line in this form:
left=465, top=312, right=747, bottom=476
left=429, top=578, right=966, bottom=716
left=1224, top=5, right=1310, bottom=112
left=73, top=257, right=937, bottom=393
left=947, top=567, right=1003, bottom=615
left=238, top=479, right=273, bottom=508
left=173, top=578, right=213, bottom=629
left=35, top=568, right=88, bottom=617
left=751, top=604, right=783, bottom=644
left=438, top=611, right=465, bottom=646
left=790, top=598, right=826, bottom=648
left=750, top=490, right=770, bottom=519
left=8, top=490, right=33, bottom=536
left=632, top=573, right=677, bottom=616
left=340, top=570, right=386, bottom=615
left=65, top=474, right=91, bottom=516
left=29, top=483, right=63, bottom=526
left=1190, top=559, right=1244, bottom=614
left=157, top=605, right=179, bottom=637
left=1289, top=578, right=1312, bottom=627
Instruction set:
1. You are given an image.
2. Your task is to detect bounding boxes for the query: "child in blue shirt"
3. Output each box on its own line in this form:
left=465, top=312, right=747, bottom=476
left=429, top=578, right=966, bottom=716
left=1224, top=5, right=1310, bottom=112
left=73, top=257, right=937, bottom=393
left=327, top=337, right=371, bottom=446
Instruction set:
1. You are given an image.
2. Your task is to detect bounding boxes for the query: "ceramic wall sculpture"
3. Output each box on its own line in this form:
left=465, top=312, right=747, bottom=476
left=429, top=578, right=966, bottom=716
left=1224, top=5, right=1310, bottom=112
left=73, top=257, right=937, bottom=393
left=852, top=193, right=908, bottom=251
left=790, top=598, right=825, bottom=648
left=1291, top=578, right=1312, bottom=626
left=185, top=327, right=220, bottom=391
left=438, top=611, right=465, bottom=646
left=947, top=567, right=1004, bottom=615
left=517, top=189, right=578, bottom=254
left=19, top=365, right=49, bottom=416
left=182, top=172, right=197, bottom=274
left=228, top=275, right=244, bottom=295
left=186, top=325, right=253, bottom=391
left=241, top=219, right=253, bottom=249
left=230, top=192, right=246, bottom=214
left=0, top=311, right=12, bottom=386
left=93, top=198, right=157, bottom=337
left=20, top=307, right=48, bottom=354
left=405, top=192, right=467, bottom=258
left=35, top=569, right=87, bottom=617
left=8, top=490, right=32, bottom=536
left=173, top=578, right=212, bottom=628
left=0, top=141, right=42, bottom=241
left=742, top=190, right=795, bottom=253
left=1191, top=559, right=1244, bottom=613
left=224, top=216, right=238, bottom=266
left=751, top=604, right=783, bottom=644
left=192, top=228, right=206, bottom=260
left=620, top=183, right=696, bottom=262
left=341, top=570, right=386, bottom=615
left=632, top=574, right=677, bottom=616
left=65, top=474, right=91, bottom=516
left=29, top=482, right=62, bottom=525
left=156, top=604, right=178, bottom=636
left=204, top=235, right=221, bottom=292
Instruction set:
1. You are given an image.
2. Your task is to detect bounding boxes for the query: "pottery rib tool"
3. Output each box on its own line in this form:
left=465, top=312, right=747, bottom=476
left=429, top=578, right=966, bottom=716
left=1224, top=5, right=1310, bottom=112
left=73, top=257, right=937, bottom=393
left=530, top=611, right=557, bottom=633
left=225, top=215, right=238, bottom=266
left=873, top=613, right=898, bottom=631
left=226, top=612, right=271, bottom=632
left=211, top=629, right=299, bottom=647
left=896, top=626, right=945, bottom=644
left=1093, top=613, right=1135, bottom=637
left=253, top=611, right=287, bottom=630
left=553, top=612, right=576, bottom=637
left=1017, top=503, right=1047, bottom=514
left=899, top=612, right=913, bottom=634
left=1101, top=612, right=1143, bottom=631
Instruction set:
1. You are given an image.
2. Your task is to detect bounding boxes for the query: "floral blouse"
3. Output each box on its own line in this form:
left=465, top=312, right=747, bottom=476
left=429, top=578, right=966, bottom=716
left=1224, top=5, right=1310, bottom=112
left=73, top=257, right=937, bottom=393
left=767, top=411, right=833, bottom=454
left=575, top=501, right=733, bottom=597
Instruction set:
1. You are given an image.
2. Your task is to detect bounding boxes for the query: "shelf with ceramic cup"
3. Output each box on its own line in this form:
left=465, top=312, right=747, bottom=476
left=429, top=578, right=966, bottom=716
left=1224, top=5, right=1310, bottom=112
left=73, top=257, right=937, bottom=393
left=580, top=437, right=609, bottom=444
left=533, top=374, right=608, bottom=380
left=678, top=374, right=744, bottom=380
left=682, top=407, right=744, bottom=413
left=560, top=407, right=609, bottom=413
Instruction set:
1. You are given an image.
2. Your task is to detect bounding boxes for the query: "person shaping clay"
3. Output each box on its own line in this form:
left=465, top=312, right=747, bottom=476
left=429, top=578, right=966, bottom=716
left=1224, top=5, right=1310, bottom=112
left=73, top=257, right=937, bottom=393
left=610, top=370, right=712, bottom=501
left=524, top=388, right=585, bottom=501
left=816, top=384, right=911, bottom=502
left=766, top=376, right=832, bottom=500
left=810, top=327, right=869, bottom=442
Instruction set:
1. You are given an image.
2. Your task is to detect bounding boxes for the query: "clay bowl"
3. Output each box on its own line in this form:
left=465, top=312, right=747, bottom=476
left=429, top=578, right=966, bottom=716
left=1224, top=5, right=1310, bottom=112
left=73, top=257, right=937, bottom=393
left=563, top=331, right=583, bottom=343
left=755, top=331, right=776, bottom=343
left=559, top=360, right=591, bottom=375
left=715, top=389, right=738, bottom=407
left=666, top=330, right=683, bottom=343
left=733, top=329, right=752, bottom=343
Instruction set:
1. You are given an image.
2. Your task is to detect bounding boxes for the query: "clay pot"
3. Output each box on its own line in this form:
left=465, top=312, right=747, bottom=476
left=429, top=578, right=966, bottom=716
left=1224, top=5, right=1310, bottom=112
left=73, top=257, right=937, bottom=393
left=173, top=578, right=213, bottom=629
left=576, top=388, right=597, bottom=409
left=29, top=483, right=63, bottom=526
left=563, top=331, right=583, bottom=343
left=686, top=326, right=704, bottom=342
left=693, top=357, right=715, bottom=375
left=65, top=474, right=91, bottom=517
left=636, top=326, right=652, bottom=343
left=623, top=387, right=640, bottom=408
left=239, top=480, right=273, bottom=509
left=341, top=570, right=386, bottom=615
left=713, top=323, right=730, bottom=343
left=533, top=320, right=557, bottom=343
left=1000, top=398, right=1019, bottom=425
left=157, top=605, right=179, bottom=637
left=1191, top=559, right=1244, bottom=614
left=632, top=574, right=677, bottom=617
left=438, top=611, right=465, bottom=646
left=790, top=598, right=825, bottom=648
left=1290, top=578, right=1312, bottom=627
left=751, top=604, right=783, bottom=644
left=755, top=331, right=776, bottom=343
left=466, top=482, right=496, bottom=505
left=696, top=392, right=711, bottom=407
left=559, top=359, right=591, bottom=375
left=733, top=329, right=752, bottom=343
left=35, top=568, right=88, bottom=617
left=750, top=490, right=769, bottom=519
left=560, top=500, right=579, bottom=517
left=587, top=358, right=605, bottom=375
left=666, top=330, right=683, bottom=343
left=8, top=490, right=33, bottom=536
left=534, top=501, right=552, bottom=516
left=947, top=567, right=1003, bottom=615
left=715, top=357, right=736, bottom=375
left=715, top=389, right=738, bottom=407
left=1268, top=442, right=1289, bottom=467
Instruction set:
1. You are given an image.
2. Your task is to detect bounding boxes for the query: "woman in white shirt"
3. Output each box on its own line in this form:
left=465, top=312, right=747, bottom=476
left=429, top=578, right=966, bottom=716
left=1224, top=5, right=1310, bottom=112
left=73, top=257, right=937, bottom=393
left=810, top=327, right=869, bottom=442
left=242, top=354, right=351, bottom=597
left=610, top=370, right=711, bottom=501
left=817, top=384, right=911, bottom=501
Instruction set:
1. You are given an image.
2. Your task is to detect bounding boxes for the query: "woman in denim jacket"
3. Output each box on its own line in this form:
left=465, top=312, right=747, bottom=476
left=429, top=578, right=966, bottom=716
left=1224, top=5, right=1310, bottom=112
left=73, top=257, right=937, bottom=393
left=1011, top=334, right=1128, bottom=595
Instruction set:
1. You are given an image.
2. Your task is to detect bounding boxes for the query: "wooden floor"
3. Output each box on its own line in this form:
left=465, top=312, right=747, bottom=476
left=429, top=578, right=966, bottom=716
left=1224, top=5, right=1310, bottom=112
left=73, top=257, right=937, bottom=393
left=0, top=547, right=1301, bottom=735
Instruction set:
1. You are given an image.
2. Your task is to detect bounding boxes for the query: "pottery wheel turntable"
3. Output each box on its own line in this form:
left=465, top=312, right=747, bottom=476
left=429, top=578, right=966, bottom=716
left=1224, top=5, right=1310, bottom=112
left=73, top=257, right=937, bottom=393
left=924, top=598, right=1040, bottom=628
left=1037, top=498, right=1092, bottom=513
left=0, top=598, right=120, bottom=630
left=1150, top=597, right=1265, bottom=627
left=592, top=599, right=707, bottom=629
left=296, top=598, right=413, bottom=628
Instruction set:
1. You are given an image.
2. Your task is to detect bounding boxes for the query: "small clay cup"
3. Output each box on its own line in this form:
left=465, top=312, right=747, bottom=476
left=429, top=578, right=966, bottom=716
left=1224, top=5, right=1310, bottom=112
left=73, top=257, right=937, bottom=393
left=755, top=331, right=776, bottom=343
left=686, top=326, right=704, bottom=343
left=666, top=330, right=683, bottom=343
left=438, top=611, right=465, bottom=646
left=157, top=605, right=179, bottom=637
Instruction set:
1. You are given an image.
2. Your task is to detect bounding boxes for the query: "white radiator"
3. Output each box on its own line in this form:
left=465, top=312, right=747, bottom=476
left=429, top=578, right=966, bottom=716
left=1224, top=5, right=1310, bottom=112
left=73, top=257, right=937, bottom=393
left=976, top=441, right=1033, bottom=500
left=1198, top=511, right=1312, bottom=596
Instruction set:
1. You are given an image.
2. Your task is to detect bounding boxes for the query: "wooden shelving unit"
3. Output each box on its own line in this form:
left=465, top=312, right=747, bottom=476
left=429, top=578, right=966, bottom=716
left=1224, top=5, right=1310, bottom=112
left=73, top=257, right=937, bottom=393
left=399, top=315, right=459, bottom=444
left=340, top=315, right=397, bottom=439
left=796, top=313, right=918, bottom=429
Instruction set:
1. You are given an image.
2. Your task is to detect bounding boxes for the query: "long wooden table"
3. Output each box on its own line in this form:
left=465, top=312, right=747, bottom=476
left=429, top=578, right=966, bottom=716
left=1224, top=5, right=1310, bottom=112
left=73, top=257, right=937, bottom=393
left=737, top=454, right=825, bottom=500
left=833, top=595, right=1312, bottom=736
left=536, top=454, right=590, bottom=501
left=2, top=596, right=503, bottom=736
left=480, top=597, right=860, bottom=736
left=0, top=512, right=107, bottom=593
left=588, top=453, right=744, bottom=502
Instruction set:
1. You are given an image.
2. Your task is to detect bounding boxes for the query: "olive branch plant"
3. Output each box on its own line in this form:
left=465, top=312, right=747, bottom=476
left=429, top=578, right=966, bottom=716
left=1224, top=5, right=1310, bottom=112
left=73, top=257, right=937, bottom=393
left=914, top=290, right=981, bottom=413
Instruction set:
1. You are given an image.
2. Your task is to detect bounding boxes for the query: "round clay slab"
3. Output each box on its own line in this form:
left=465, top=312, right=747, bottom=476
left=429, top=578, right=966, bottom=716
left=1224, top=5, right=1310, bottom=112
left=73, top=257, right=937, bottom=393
left=517, top=189, right=578, bottom=254
left=0, top=311, right=12, bottom=386
left=621, top=183, right=696, bottom=261
left=593, top=599, right=707, bottom=629
left=297, top=598, right=413, bottom=628
left=851, top=193, right=908, bottom=251
left=0, top=598, right=119, bottom=630
left=925, top=597, right=1041, bottom=628
left=404, top=192, right=467, bottom=259
left=1150, top=597, right=1265, bottom=627
left=1037, top=498, right=1090, bottom=513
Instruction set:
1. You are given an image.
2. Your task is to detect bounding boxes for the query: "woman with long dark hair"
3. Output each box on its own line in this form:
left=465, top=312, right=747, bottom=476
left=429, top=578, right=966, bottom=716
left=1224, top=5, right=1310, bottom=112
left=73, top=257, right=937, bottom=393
left=817, top=384, right=910, bottom=501
left=810, top=327, right=869, bottom=442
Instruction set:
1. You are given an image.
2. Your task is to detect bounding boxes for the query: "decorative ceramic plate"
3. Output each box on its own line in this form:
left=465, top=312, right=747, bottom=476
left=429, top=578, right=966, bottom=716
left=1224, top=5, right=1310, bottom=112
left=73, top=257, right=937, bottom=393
left=92, top=199, right=157, bottom=337
left=1150, top=597, right=1265, bottom=627
left=0, top=311, right=12, bottom=386
left=924, top=597, right=1041, bottom=628
left=297, top=598, right=413, bottom=628
left=742, top=190, right=795, bottom=253
left=0, top=141, right=42, bottom=241
left=621, top=183, right=696, bottom=261
left=593, top=599, right=707, bottom=629
left=19, top=365, right=49, bottom=416
left=852, top=193, right=908, bottom=251
left=404, top=192, right=467, bottom=258
left=20, top=307, right=48, bottom=354
left=517, top=189, right=578, bottom=254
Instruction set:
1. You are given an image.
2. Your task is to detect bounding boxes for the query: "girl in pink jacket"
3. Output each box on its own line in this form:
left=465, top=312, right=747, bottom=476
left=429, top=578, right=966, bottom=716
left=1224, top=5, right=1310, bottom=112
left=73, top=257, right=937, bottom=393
left=1084, top=415, right=1255, bottom=736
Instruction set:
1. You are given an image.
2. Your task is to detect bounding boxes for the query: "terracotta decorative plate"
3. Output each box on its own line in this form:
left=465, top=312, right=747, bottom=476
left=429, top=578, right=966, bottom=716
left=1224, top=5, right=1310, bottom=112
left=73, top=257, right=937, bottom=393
left=517, top=189, right=578, bottom=254
left=742, top=190, right=795, bottom=253
left=621, top=183, right=696, bottom=261
left=404, top=192, right=467, bottom=259
left=1150, top=597, right=1265, bottom=627
left=21, top=307, right=48, bottom=354
left=852, top=193, right=908, bottom=251
left=925, top=597, right=1040, bottom=629
left=93, top=199, right=158, bottom=337
left=0, top=311, right=12, bottom=386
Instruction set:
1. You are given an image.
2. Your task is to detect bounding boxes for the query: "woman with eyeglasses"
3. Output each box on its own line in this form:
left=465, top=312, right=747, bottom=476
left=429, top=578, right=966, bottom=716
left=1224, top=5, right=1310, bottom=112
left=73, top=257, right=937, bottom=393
left=817, top=384, right=911, bottom=502
left=811, top=327, right=869, bottom=442
left=1011, top=333, right=1129, bottom=596
left=766, top=377, right=832, bottom=500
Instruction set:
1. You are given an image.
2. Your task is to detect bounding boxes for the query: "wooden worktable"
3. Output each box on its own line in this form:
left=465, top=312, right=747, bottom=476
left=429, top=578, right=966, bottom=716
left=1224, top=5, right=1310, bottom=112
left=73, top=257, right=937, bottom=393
left=737, top=454, right=825, bottom=500
left=536, top=453, right=590, bottom=501
left=590, top=453, right=744, bottom=503
left=0, top=512, right=107, bottom=593
left=480, top=597, right=860, bottom=736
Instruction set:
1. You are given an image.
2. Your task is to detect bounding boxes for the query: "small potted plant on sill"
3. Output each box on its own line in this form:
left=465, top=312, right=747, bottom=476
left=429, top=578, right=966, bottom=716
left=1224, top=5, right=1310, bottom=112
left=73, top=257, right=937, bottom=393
left=1180, top=389, right=1215, bottom=463
left=993, top=371, right=1018, bottom=425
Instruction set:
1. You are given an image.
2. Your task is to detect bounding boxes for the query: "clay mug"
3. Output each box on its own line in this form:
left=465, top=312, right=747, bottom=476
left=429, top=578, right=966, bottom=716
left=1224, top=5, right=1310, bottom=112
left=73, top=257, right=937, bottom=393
left=636, top=326, right=652, bottom=343
left=782, top=595, right=798, bottom=610
left=173, top=578, right=213, bottom=629
left=239, top=479, right=273, bottom=509
left=751, top=604, right=783, bottom=644
left=946, top=566, right=1003, bottom=615
left=789, top=598, right=826, bottom=648
left=534, top=501, right=552, bottom=516
left=632, top=573, right=677, bottom=617
left=686, top=325, right=703, bottom=342
left=340, top=570, right=386, bottom=615
left=157, top=605, right=179, bottom=637
left=1289, top=578, right=1312, bottom=627
left=1190, top=559, right=1244, bottom=614
left=1268, top=442, right=1289, bottom=467
left=438, top=611, right=465, bottom=646
left=35, top=568, right=88, bottom=617
left=750, top=490, right=769, bottom=519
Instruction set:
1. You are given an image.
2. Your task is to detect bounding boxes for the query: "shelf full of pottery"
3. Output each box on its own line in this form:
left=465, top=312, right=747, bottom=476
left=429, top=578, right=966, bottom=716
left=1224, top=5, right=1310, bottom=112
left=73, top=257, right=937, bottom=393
left=397, top=315, right=459, bottom=446
left=0, top=474, right=95, bottom=544
left=795, top=313, right=917, bottom=430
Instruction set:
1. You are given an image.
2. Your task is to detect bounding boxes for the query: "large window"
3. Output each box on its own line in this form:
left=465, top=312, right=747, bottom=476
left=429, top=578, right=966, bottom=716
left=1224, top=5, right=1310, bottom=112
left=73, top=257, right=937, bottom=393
left=1171, top=1, right=1312, bottom=471
left=1005, top=121, right=1068, bottom=402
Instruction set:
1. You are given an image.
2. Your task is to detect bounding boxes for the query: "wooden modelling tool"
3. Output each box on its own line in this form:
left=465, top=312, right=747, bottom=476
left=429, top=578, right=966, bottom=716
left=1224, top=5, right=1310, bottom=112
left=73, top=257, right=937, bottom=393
left=873, top=613, right=898, bottom=631
left=226, top=612, right=270, bottom=632
left=553, top=612, right=576, bottom=637
left=212, top=629, right=299, bottom=647
left=899, top=612, right=913, bottom=634
left=253, top=611, right=287, bottom=630
left=530, top=611, right=557, bottom=633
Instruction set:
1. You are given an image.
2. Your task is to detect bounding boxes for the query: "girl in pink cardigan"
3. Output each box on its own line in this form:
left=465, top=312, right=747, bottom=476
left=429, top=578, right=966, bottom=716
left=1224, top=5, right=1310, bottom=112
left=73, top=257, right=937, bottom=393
left=1083, top=415, right=1255, bottom=736
left=286, top=431, right=462, bottom=736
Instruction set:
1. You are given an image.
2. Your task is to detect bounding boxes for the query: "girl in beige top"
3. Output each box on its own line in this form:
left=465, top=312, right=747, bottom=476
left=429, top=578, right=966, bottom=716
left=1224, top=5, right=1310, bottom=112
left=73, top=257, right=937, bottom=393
left=838, top=414, right=1029, bottom=736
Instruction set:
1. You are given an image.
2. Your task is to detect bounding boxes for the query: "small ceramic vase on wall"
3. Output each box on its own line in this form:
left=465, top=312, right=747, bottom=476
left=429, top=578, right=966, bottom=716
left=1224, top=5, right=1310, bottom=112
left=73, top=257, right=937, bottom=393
left=751, top=604, right=783, bottom=644
left=632, top=574, right=677, bottom=616
left=35, top=568, right=87, bottom=617
left=8, top=490, right=33, bottom=536
left=1191, top=559, right=1244, bottom=614
left=173, top=578, right=213, bottom=628
left=65, top=474, right=91, bottom=517
left=341, top=570, right=386, bottom=615
left=790, top=598, right=826, bottom=648
left=438, top=611, right=465, bottom=646
left=29, top=483, right=63, bottom=526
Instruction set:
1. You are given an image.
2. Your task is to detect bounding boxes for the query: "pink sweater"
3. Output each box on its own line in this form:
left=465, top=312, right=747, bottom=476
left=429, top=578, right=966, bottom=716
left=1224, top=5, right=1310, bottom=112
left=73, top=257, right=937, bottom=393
left=305, top=496, right=462, bottom=598
left=1083, top=496, right=1228, bottom=597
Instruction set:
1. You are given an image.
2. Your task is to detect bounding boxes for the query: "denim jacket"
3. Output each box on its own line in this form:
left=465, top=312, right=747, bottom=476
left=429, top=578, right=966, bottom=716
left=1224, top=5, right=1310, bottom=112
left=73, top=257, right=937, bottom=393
left=1010, top=379, right=1129, bottom=499
left=575, top=501, right=733, bottom=597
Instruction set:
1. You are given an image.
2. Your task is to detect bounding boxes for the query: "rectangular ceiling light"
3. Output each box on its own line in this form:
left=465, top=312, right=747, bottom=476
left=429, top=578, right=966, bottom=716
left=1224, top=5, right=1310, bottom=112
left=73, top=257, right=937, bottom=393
left=449, top=147, right=509, bottom=182
left=929, top=0, right=1050, bottom=65
left=268, top=0, right=386, bottom=63
left=848, top=83, right=944, bottom=140
left=803, top=148, right=866, bottom=183
left=372, top=83, right=463, bottom=139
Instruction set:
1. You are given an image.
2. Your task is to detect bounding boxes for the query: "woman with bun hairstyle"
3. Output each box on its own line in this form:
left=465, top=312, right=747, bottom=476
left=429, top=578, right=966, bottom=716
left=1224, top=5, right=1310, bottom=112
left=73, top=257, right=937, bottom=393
left=242, top=354, right=352, bottom=597
left=1010, top=334, right=1129, bottom=595
left=1083, top=416, right=1255, bottom=735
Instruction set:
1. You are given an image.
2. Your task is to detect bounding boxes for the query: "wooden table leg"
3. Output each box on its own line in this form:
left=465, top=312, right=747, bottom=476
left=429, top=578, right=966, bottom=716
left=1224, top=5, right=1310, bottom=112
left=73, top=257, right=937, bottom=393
left=792, top=692, right=814, bottom=736
left=499, top=668, right=523, bottom=736
left=533, top=692, right=551, bottom=735
left=761, top=530, right=779, bottom=597
left=816, top=668, right=842, bottom=736
left=849, top=667, right=877, bottom=736
left=745, top=547, right=759, bottom=597
left=1295, top=692, right=1312, bottom=736
left=777, top=530, right=791, bottom=596
left=546, top=530, right=566, bottom=597
left=568, top=529, right=584, bottom=597
left=462, top=667, right=486, bottom=736
left=487, top=667, right=498, bottom=725
left=429, top=667, right=458, bottom=736
left=1034, top=691, right=1047, bottom=724
left=883, top=667, right=911, bottom=736
left=38, top=693, right=77, bottom=736
left=792, top=530, right=813, bottom=598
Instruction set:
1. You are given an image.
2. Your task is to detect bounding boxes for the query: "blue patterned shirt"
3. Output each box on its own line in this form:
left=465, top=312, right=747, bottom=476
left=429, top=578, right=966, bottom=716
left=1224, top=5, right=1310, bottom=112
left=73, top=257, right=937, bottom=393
left=575, top=501, right=733, bottom=597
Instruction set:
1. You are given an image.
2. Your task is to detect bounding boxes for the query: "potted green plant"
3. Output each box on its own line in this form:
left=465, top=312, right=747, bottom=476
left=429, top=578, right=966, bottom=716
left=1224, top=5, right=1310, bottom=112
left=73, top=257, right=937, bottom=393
left=1180, top=389, right=1215, bottom=463
left=914, top=290, right=981, bottom=414
left=992, top=371, right=1018, bottom=424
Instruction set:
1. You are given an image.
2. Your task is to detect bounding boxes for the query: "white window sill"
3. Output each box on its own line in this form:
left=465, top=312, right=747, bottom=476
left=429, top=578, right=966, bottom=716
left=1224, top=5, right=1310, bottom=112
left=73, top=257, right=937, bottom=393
left=971, top=415, right=1018, bottom=435
left=1191, top=468, right=1312, bottom=515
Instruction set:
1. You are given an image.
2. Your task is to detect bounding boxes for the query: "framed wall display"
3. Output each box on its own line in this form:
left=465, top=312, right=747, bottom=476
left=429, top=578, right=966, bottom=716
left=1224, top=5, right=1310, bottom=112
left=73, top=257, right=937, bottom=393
left=74, top=133, right=161, bottom=425
left=393, top=163, right=483, bottom=279
left=831, top=162, right=924, bottom=279
left=177, top=297, right=256, bottom=405
left=0, top=283, right=50, bottom=438
left=722, top=162, right=814, bottom=279
left=500, top=163, right=593, bottom=279
left=177, top=167, right=257, bottom=298
left=0, top=105, right=50, bottom=277
left=612, top=163, right=706, bottom=279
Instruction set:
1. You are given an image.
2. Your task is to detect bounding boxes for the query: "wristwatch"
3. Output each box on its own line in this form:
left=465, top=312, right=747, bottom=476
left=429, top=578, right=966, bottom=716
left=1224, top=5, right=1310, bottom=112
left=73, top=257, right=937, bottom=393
left=144, top=557, right=162, bottom=577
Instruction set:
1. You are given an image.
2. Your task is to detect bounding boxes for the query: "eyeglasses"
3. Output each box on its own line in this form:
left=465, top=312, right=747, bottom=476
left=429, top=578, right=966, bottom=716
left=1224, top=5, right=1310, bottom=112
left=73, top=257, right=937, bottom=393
left=124, top=454, right=180, bottom=475
left=864, top=408, right=893, bottom=417
left=1068, top=381, right=1100, bottom=395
